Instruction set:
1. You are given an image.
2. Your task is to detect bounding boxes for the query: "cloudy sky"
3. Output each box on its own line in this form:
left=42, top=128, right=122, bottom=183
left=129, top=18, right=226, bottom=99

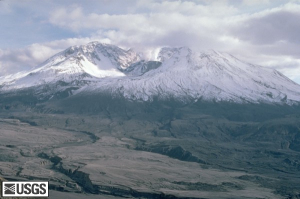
left=1, top=0, right=300, bottom=83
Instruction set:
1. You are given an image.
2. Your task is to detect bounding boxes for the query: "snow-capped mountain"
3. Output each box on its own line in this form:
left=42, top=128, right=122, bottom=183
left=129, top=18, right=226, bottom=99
left=1, top=41, right=300, bottom=104
left=0, top=42, right=140, bottom=89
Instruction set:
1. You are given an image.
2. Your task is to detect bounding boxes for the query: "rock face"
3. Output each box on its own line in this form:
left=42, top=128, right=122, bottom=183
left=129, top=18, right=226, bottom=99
left=1, top=42, right=300, bottom=104
left=136, top=145, right=206, bottom=164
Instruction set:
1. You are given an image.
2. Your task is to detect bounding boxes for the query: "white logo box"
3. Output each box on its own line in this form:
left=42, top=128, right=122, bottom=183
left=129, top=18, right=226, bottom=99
left=2, top=181, right=49, bottom=197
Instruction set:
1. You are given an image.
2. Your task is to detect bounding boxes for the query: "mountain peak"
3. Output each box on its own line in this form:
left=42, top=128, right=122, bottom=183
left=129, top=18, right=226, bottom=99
left=157, top=46, right=192, bottom=62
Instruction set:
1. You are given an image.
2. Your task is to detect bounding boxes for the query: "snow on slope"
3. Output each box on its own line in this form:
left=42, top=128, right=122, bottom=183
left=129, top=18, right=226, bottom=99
left=0, top=42, right=140, bottom=89
left=80, top=46, right=300, bottom=104
left=1, top=42, right=300, bottom=104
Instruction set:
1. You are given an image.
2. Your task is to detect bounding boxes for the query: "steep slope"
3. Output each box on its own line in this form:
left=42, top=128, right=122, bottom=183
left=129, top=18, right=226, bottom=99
left=0, top=42, right=140, bottom=90
left=79, top=47, right=300, bottom=104
left=0, top=42, right=300, bottom=105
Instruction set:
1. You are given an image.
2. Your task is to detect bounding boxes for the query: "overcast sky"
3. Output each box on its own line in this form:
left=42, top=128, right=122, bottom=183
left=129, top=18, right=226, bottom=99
left=0, top=0, right=300, bottom=83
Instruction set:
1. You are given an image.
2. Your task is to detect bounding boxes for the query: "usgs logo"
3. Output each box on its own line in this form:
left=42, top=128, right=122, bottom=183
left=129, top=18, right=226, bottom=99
left=1, top=181, right=49, bottom=197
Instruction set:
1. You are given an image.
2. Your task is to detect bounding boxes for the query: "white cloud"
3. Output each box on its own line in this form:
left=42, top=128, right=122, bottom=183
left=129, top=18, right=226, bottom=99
left=229, top=3, right=300, bottom=46
left=242, top=0, right=270, bottom=6
left=135, top=0, right=238, bottom=16
left=259, top=57, right=300, bottom=83
left=48, top=4, right=229, bottom=51
left=0, top=37, right=104, bottom=76
left=1, top=0, right=300, bottom=84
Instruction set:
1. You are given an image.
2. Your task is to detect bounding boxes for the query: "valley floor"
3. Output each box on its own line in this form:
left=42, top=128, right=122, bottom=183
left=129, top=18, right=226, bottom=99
left=0, top=110, right=299, bottom=199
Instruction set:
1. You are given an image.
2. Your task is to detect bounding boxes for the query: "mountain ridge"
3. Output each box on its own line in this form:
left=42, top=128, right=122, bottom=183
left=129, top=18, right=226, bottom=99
left=1, top=41, right=300, bottom=105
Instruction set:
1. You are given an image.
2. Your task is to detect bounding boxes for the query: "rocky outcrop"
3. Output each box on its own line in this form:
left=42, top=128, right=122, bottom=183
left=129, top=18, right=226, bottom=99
left=136, top=145, right=206, bottom=164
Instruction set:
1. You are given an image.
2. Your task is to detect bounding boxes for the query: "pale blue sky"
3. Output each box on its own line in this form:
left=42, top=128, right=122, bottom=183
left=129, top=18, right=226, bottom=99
left=1, top=0, right=300, bottom=83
